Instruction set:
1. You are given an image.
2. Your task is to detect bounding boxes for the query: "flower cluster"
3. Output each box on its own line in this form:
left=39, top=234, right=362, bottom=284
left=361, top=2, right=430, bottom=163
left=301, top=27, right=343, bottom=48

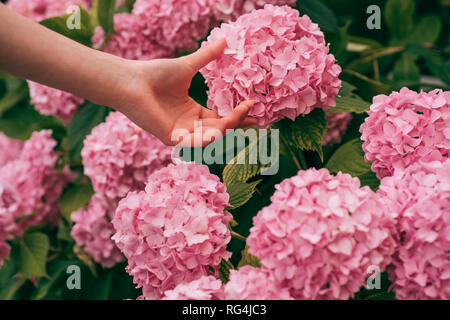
left=323, top=112, right=352, bottom=146
left=0, top=132, right=23, bottom=167
left=162, top=275, right=223, bottom=300
left=6, top=0, right=92, bottom=22
left=377, top=160, right=450, bottom=300
left=200, top=5, right=342, bottom=128
left=360, top=88, right=450, bottom=178
left=213, top=0, right=297, bottom=22
left=71, top=194, right=124, bottom=268
left=92, top=13, right=174, bottom=60
left=27, top=81, right=85, bottom=124
left=0, top=130, right=70, bottom=266
left=131, top=0, right=217, bottom=54
left=224, top=266, right=293, bottom=299
left=82, top=111, right=173, bottom=202
left=247, top=168, right=396, bottom=299
left=112, top=162, right=232, bottom=299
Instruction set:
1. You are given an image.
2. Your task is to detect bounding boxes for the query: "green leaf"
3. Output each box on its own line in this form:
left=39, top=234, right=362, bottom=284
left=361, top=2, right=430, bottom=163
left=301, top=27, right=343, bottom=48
left=0, top=258, right=25, bottom=300
left=405, top=44, right=450, bottom=85
left=59, top=182, right=95, bottom=221
left=393, top=53, right=420, bottom=83
left=278, top=109, right=327, bottom=161
left=218, top=259, right=234, bottom=283
left=40, top=6, right=94, bottom=47
left=226, top=180, right=262, bottom=210
left=326, top=138, right=371, bottom=177
left=0, top=102, right=65, bottom=141
left=329, top=81, right=371, bottom=115
left=330, top=97, right=371, bottom=114
left=237, top=246, right=261, bottom=269
left=222, top=130, right=268, bottom=185
left=384, top=0, right=415, bottom=41
left=358, top=171, right=380, bottom=192
left=97, top=0, right=116, bottom=37
left=67, top=102, right=110, bottom=164
left=57, top=220, right=74, bottom=242
left=125, top=0, right=136, bottom=12
left=407, top=15, right=442, bottom=45
left=296, top=0, right=338, bottom=33
left=0, top=79, right=28, bottom=117
left=15, top=232, right=50, bottom=278
left=31, top=260, right=77, bottom=300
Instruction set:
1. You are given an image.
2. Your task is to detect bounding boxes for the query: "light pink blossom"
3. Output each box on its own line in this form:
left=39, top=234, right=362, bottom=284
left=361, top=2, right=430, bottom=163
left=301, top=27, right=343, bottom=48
left=247, top=168, right=396, bottom=299
left=378, top=159, right=450, bottom=300
left=132, top=0, right=217, bottom=54
left=92, top=13, right=174, bottom=60
left=213, top=0, right=297, bottom=22
left=28, top=81, right=84, bottom=124
left=360, top=88, right=450, bottom=178
left=162, top=275, right=223, bottom=300
left=0, top=130, right=70, bottom=265
left=82, top=112, right=173, bottom=202
left=201, top=4, right=341, bottom=128
left=323, top=112, right=352, bottom=145
left=7, top=0, right=92, bottom=22
left=71, top=194, right=124, bottom=268
left=0, top=132, right=23, bottom=167
left=112, top=162, right=231, bottom=299
left=223, top=266, right=293, bottom=299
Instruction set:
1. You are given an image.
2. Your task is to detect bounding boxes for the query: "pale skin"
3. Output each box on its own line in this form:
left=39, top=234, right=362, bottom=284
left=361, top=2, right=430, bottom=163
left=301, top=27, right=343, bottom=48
left=0, top=4, right=256, bottom=146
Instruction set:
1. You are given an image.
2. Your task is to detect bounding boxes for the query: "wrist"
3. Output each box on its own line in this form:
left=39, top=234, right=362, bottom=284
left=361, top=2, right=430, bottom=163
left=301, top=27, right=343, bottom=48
left=89, top=53, right=141, bottom=111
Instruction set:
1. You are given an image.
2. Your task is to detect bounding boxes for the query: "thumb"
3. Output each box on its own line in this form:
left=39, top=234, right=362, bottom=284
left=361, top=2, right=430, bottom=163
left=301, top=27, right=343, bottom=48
left=184, top=38, right=227, bottom=73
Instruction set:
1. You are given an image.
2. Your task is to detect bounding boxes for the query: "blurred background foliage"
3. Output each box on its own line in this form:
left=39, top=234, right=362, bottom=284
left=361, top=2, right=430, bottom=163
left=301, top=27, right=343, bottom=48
left=0, top=0, right=448, bottom=300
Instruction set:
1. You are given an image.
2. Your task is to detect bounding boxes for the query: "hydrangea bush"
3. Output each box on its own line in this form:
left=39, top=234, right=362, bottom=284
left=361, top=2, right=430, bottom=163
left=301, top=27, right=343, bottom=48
left=0, top=0, right=449, bottom=301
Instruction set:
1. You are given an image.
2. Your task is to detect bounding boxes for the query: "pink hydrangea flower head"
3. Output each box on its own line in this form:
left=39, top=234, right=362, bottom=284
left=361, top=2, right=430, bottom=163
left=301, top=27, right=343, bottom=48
left=247, top=168, right=396, bottom=299
left=132, top=0, right=217, bottom=54
left=323, top=112, right=352, bottom=145
left=0, top=130, right=71, bottom=259
left=223, top=266, right=293, bottom=299
left=112, top=162, right=232, bottom=299
left=377, top=159, right=450, bottom=300
left=162, top=275, right=224, bottom=300
left=92, top=13, right=174, bottom=60
left=0, top=132, right=23, bottom=167
left=7, top=0, right=92, bottom=22
left=213, top=0, right=297, bottom=22
left=28, top=81, right=84, bottom=124
left=82, top=111, right=173, bottom=202
left=0, top=180, right=21, bottom=266
left=360, top=88, right=450, bottom=178
left=71, top=194, right=124, bottom=268
left=201, top=4, right=342, bottom=128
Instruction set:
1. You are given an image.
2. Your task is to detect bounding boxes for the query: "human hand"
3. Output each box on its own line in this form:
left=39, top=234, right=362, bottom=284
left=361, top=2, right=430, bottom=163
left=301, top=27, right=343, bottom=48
left=115, top=39, right=256, bottom=147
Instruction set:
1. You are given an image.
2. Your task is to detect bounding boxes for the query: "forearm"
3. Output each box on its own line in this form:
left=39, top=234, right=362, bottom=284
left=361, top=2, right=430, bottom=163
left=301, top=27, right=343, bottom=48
left=0, top=3, right=134, bottom=108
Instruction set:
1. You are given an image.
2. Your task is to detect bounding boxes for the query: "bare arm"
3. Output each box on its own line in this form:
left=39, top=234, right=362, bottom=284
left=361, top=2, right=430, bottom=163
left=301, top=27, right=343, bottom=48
left=0, top=3, right=255, bottom=146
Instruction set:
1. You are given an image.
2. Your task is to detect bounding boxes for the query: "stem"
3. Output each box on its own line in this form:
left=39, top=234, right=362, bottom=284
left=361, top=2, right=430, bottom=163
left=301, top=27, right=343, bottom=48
left=346, top=46, right=404, bottom=69
left=373, top=59, right=380, bottom=82
left=231, top=231, right=247, bottom=242
left=342, top=69, right=385, bottom=87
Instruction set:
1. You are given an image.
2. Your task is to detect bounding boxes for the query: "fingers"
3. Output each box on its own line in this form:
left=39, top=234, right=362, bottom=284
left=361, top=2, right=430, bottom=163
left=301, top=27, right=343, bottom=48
left=240, top=116, right=258, bottom=128
left=219, top=100, right=255, bottom=131
left=184, top=38, right=227, bottom=73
